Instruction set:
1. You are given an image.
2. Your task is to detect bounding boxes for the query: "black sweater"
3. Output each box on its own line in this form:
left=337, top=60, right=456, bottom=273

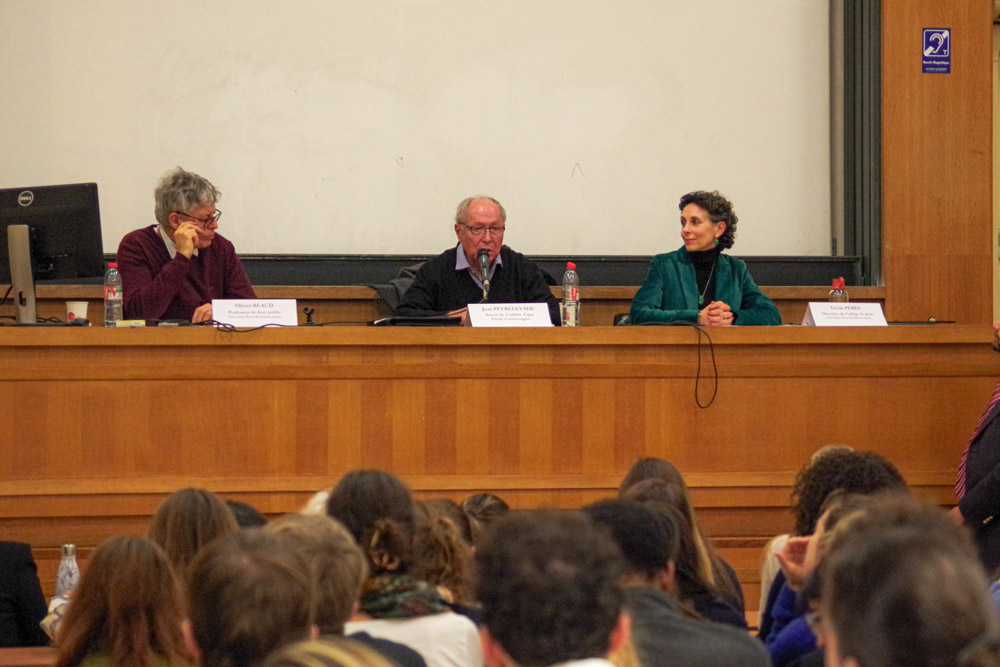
left=395, top=245, right=560, bottom=324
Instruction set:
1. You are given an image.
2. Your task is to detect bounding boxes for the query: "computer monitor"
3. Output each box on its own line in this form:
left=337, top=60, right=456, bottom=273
left=0, top=183, right=105, bottom=324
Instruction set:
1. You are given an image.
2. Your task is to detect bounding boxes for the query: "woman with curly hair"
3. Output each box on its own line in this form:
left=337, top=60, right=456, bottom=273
left=629, top=190, right=781, bottom=326
left=327, top=471, right=482, bottom=667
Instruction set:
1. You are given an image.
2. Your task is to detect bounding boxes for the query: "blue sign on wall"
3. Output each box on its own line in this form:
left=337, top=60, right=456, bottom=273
left=922, top=28, right=951, bottom=73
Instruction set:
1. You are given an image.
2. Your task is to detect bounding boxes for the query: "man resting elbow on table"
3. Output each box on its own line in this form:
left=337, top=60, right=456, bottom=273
left=116, top=167, right=255, bottom=324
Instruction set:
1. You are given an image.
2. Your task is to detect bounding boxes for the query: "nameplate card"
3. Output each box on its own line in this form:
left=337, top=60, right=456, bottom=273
left=802, top=302, right=887, bottom=327
left=212, top=299, right=298, bottom=327
left=467, top=303, right=553, bottom=327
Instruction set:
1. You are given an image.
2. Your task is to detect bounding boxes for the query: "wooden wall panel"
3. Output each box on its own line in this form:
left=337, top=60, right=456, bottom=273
left=881, top=0, right=994, bottom=323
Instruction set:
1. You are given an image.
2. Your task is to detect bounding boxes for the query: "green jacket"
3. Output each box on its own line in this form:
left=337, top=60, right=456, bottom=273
left=630, top=248, right=781, bottom=326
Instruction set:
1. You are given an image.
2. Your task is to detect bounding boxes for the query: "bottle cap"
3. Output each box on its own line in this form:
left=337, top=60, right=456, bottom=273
left=566, top=262, right=576, bottom=270
left=108, top=262, right=118, bottom=269
left=62, top=544, right=76, bottom=557
left=831, top=277, right=845, bottom=289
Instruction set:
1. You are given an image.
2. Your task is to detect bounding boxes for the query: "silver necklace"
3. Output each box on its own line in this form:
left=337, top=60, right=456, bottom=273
left=698, top=259, right=717, bottom=306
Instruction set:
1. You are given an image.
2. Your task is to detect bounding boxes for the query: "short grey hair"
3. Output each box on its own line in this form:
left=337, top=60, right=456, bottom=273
left=455, top=195, right=506, bottom=226
left=154, top=167, right=221, bottom=226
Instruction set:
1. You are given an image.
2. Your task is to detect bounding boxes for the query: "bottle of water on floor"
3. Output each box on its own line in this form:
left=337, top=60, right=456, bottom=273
left=104, top=262, right=122, bottom=327
left=562, top=262, right=579, bottom=327
left=55, top=544, right=80, bottom=596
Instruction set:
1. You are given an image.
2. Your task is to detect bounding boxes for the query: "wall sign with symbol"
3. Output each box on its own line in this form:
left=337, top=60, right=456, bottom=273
left=922, top=28, right=951, bottom=73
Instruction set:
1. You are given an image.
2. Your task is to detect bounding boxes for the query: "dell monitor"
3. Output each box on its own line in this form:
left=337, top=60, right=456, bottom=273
left=0, top=183, right=105, bottom=324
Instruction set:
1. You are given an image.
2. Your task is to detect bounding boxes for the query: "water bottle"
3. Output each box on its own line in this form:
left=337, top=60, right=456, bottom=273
left=104, top=262, right=123, bottom=326
left=55, top=544, right=80, bottom=596
left=829, top=277, right=849, bottom=303
left=562, top=262, right=580, bottom=327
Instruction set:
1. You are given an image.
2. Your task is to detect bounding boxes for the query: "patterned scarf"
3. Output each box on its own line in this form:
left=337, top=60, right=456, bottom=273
left=359, top=575, right=447, bottom=619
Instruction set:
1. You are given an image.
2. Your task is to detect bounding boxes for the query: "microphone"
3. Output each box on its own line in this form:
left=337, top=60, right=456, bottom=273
left=477, top=249, right=491, bottom=300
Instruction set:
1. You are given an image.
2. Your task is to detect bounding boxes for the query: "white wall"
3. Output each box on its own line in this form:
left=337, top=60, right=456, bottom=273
left=0, top=0, right=831, bottom=256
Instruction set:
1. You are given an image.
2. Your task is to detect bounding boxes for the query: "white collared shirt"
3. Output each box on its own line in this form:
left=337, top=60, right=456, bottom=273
left=156, top=224, right=198, bottom=258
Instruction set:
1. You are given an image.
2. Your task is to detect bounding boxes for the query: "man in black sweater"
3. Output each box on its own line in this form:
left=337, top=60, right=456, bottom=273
left=394, top=195, right=560, bottom=325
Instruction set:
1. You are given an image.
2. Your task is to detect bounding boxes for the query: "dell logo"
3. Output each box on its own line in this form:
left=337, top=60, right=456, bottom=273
left=17, top=191, right=34, bottom=207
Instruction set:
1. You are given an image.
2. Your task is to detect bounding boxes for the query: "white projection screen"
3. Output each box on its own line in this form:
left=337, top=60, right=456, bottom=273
left=0, top=0, right=831, bottom=257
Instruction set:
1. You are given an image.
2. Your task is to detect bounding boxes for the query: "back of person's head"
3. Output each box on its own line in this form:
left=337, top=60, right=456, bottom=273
left=619, top=457, right=687, bottom=499
left=582, top=499, right=678, bottom=582
left=265, top=513, right=368, bottom=635
left=188, top=529, right=314, bottom=667
left=413, top=499, right=474, bottom=604
left=149, top=487, right=239, bottom=574
left=636, top=502, right=710, bottom=609
left=325, top=470, right=415, bottom=576
left=301, top=489, right=331, bottom=516
left=226, top=500, right=268, bottom=528
left=261, top=637, right=394, bottom=667
left=54, top=536, right=189, bottom=667
left=460, top=493, right=510, bottom=546
left=791, top=449, right=907, bottom=536
left=475, top=509, right=625, bottom=667
left=821, top=496, right=1000, bottom=667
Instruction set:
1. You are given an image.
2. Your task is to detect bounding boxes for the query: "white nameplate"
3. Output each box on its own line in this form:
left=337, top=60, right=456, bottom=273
left=467, top=303, right=553, bottom=327
left=212, top=299, right=298, bottom=327
left=802, top=302, right=887, bottom=326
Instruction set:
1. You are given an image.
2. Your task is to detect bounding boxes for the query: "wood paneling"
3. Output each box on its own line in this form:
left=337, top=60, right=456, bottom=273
left=0, top=326, right=988, bottom=601
left=881, top=0, right=994, bottom=323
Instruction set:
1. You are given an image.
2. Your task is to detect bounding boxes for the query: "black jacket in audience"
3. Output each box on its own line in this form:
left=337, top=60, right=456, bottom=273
left=0, top=542, right=50, bottom=647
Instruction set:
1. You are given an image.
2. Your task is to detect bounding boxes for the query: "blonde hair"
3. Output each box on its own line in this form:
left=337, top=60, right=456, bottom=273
left=261, top=638, right=395, bottom=667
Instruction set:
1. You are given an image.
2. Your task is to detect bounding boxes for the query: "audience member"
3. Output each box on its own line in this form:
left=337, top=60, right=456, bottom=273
left=759, top=450, right=907, bottom=639
left=301, top=488, right=332, bottom=516
left=582, top=500, right=769, bottom=667
left=475, top=509, right=628, bottom=667
left=460, top=493, right=510, bottom=547
left=619, top=457, right=744, bottom=614
left=54, top=536, right=191, bottom=667
left=327, top=471, right=482, bottom=667
left=262, top=637, right=395, bottom=667
left=0, top=541, right=49, bottom=647
left=265, top=514, right=426, bottom=667
left=622, top=479, right=745, bottom=628
left=149, top=487, right=239, bottom=576
left=186, top=529, right=313, bottom=667
left=226, top=500, right=268, bottom=528
left=413, top=500, right=475, bottom=607
left=819, top=495, right=1000, bottom=667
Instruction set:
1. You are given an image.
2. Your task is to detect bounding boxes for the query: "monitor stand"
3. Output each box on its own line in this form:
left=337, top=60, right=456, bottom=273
left=7, top=224, right=37, bottom=324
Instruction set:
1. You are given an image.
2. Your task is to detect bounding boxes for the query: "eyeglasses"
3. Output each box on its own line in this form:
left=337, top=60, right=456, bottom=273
left=173, top=209, right=222, bottom=227
left=458, top=222, right=505, bottom=237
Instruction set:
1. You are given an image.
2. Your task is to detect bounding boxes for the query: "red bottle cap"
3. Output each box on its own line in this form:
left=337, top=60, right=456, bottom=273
left=108, top=262, right=118, bottom=268
left=567, top=262, right=576, bottom=270
left=832, top=277, right=845, bottom=289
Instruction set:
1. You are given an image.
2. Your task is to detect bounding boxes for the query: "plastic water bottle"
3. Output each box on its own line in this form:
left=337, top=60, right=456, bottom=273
left=104, top=262, right=123, bottom=326
left=829, top=277, right=849, bottom=303
left=55, top=544, right=80, bottom=596
left=562, top=262, right=580, bottom=327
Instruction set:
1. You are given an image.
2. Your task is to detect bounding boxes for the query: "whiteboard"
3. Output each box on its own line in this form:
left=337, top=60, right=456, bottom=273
left=0, top=0, right=831, bottom=256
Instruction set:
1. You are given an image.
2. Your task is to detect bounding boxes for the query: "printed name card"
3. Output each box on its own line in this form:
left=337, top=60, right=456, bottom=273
left=467, top=303, right=553, bottom=327
left=802, top=302, right=887, bottom=327
left=212, top=299, right=298, bottom=327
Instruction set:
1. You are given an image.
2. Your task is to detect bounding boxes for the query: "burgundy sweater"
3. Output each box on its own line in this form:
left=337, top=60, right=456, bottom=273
left=117, top=225, right=256, bottom=321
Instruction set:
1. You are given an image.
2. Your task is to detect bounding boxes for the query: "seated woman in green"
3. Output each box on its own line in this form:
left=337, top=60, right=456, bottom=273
left=630, top=190, right=781, bottom=326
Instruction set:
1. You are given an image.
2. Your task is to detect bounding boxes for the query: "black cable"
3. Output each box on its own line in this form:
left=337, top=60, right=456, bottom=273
left=635, top=320, right=719, bottom=409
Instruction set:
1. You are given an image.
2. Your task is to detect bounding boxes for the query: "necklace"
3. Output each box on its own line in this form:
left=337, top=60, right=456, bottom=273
left=698, top=259, right=717, bottom=306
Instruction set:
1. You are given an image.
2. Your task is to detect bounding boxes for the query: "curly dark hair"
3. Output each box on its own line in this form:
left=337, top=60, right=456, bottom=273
left=475, top=510, right=624, bottom=667
left=790, top=450, right=907, bottom=536
left=678, top=190, right=738, bottom=250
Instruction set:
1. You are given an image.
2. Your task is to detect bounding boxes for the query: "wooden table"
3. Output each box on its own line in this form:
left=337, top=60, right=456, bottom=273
left=0, top=647, right=56, bottom=667
left=0, top=324, right=993, bottom=607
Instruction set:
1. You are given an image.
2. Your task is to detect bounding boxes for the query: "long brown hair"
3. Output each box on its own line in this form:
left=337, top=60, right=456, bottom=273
left=54, top=536, right=191, bottom=667
left=620, top=458, right=744, bottom=610
left=148, top=487, right=239, bottom=575
left=413, top=499, right=474, bottom=604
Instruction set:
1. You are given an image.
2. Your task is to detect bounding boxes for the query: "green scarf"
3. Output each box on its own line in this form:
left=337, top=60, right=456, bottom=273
left=359, top=575, right=447, bottom=619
